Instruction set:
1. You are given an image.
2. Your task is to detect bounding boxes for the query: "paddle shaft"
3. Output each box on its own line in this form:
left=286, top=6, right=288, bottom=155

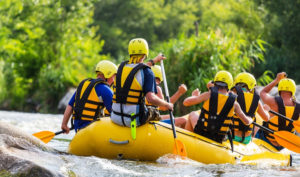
left=269, top=110, right=294, bottom=122
left=160, top=60, right=177, bottom=139
left=253, top=122, right=274, bottom=134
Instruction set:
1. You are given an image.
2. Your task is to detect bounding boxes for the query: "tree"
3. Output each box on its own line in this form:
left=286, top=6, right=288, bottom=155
left=253, top=0, right=300, bottom=83
left=153, top=30, right=266, bottom=115
left=0, top=0, right=107, bottom=112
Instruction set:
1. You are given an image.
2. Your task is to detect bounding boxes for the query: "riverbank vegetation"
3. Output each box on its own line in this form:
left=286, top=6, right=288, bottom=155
left=0, top=0, right=299, bottom=114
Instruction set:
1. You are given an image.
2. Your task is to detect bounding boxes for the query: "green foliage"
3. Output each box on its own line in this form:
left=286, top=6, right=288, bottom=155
left=93, top=0, right=200, bottom=58
left=0, top=61, right=6, bottom=102
left=253, top=0, right=300, bottom=83
left=154, top=30, right=266, bottom=115
left=0, top=0, right=294, bottom=113
left=0, top=0, right=107, bottom=112
left=256, top=70, right=274, bottom=86
left=200, top=0, right=266, bottom=40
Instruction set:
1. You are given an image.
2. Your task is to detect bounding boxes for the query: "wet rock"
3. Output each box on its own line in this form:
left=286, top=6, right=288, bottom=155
left=57, top=88, right=76, bottom=113
left=0, top=122, right=64, bottom=176
left=0, top=122, right=53, bottom=152
left=0, top=134, right=63, bottom=177
left=0, top=153, right=58, bottom=177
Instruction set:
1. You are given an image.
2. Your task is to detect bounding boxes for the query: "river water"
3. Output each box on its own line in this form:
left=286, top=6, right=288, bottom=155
left=0, top=110, right=300, bottom=177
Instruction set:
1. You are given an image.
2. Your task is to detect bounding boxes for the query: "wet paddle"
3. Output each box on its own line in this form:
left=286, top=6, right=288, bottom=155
left=253, top=122, right=300, bottom=153
left=33, top=127, right=74, bottom=143
left=269, top=110, right=300, bottom=132
left=160, top=60, right=187, bottom=157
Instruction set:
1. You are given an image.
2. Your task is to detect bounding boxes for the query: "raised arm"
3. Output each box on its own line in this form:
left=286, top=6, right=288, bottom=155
left=260, top=72, right=286, bottom=108
left=146, top=54, right=166, bottom=67
left=170, top=84, right=187, bottom=104
left=183, top=89, right=208, bottom=107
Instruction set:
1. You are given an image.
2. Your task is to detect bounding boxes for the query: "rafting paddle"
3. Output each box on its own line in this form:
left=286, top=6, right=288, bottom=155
left=253, top=122, right=300, bottom=153
left=160, top=59, right=187, bottom=157
left=33, top=127, right=74, bottom=143
left=269, top=110, right=300, bottom=132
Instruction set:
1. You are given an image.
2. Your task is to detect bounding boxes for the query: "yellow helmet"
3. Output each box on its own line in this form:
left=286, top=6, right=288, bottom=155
left=278, top=78, right=296, bottom=96
left=128, top=38, right=149, bottom=58
left=151, top=65, right=163, bottom=82
left=234, top=72, right=256, bottom=90
left=214, top=70, right=233, bottom=89
left=95, top=60, right=117, bottom=79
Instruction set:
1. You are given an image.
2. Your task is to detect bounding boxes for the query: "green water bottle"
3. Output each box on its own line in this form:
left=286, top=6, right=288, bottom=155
left=130, top=113, right=136, bottom=140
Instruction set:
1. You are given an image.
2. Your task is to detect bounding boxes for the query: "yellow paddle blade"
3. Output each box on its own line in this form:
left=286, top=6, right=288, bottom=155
left=293, top=120, right=300, bottom=133
left=274, top=131, right=300, bottom=153
left=173, top=139, right=187, bottom=157
left=32, top=131, right=55, bottom=143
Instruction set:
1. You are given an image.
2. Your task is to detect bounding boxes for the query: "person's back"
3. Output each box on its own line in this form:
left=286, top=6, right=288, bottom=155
left=231, top=72, right=269, bottom=144
left=183, top=71, right=253, bottom=143
left=72, top=78, right=111, bottom=130
left=61, top=60, right=117, bottom=133
left=258, top=73, right=300, bottom=150
left=110, top=38, right=173, bottom=127
left=111, top=61, right=152, bottom=126
left=194, top=85, right=236, bottom=143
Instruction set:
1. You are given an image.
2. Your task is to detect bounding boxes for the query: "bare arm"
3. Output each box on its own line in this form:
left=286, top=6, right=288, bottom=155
left=156, top=86, right=169, bottom=111
left=61, top=105, right=73, bottom=134
left=146, top=92, right=173, bottom=111
left=183, top=90, right=209, bottom=107
left=257, top=101, right=270, bottom=122
left=156, top=86, right=164, bottom=99
left=260, top=72, right=286, bottom=109
left=146, top=54, right=166, bottom=66
left=234, top=102, right=253, bottom=125
left=170, top=84, right=187, bottom=104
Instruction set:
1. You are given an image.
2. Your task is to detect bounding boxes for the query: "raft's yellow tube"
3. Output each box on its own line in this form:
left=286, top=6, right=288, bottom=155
left=68, top=118, right=291, bottom=166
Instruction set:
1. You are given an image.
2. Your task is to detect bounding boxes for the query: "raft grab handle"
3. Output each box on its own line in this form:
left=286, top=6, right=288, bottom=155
left=109, top=138, right=129, bottom=145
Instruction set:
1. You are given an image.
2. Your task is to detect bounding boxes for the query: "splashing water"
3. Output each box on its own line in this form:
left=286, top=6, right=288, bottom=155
left=0, top=110, right=300, bottom=177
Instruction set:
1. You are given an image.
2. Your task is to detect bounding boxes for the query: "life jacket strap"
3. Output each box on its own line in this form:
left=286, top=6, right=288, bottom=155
left=73, top=78, right=107, bottom=121
left=195, top=87, right=236, bottom=140
left=115, top=61, right=149, bottom=104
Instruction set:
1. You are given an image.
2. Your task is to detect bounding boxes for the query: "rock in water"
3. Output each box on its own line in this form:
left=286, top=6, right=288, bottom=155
left=0, top=122, right=64, bottom=176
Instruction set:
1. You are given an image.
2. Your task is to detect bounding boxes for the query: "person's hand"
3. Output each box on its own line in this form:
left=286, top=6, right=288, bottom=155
left=207, top=80, right=214, bottom=89
left=178, top=84, right=187, bottom=94
left=247, top=117, right=254, bottom=125
left=153, top=54, right=166, bottom=63
left=263, top=104, right=270, bottom=112
left=61, top=124, right=70, bottom=134
left=192, top=88, right=201, bottom=96
left=276, top=72, right=286, bottom=81
left=166, top=102, right=174, bottom=111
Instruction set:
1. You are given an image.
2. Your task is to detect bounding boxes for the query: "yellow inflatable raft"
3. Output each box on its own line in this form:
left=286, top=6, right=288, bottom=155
left=68, top=118, right=291, bottom=166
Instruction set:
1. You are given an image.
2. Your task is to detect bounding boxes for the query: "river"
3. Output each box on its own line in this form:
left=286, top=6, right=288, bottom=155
left=0, top=110, right=300, bottom=177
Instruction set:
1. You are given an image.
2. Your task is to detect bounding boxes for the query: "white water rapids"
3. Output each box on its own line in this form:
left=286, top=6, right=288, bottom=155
left=0, top=110, right=300, bottom=177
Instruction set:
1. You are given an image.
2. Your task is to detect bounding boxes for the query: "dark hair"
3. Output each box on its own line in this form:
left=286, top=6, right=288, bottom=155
left=214, top=81, right=228, bottom=90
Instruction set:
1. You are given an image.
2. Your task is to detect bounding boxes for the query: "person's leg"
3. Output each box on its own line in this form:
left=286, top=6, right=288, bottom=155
left=174, top=117, right=187, bottom=128
left=184, top=111, right=199, bottom=131
left=160, top=114, right=170, bottom=120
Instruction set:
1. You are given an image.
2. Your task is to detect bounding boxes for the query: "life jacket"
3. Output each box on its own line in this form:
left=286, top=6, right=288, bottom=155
left=72, top=78, right=108, bottom=122
left=111, top=61, right=150, bottom=126
left=264, top=96, right=300, bottom=142
left=232, top=86, right=259, bottom=142
left=194, top=86, right=236, bottom=143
